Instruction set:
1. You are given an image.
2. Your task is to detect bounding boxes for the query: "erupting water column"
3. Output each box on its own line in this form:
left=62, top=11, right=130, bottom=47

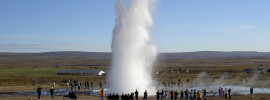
left=109, top=0, right=157, bottom=94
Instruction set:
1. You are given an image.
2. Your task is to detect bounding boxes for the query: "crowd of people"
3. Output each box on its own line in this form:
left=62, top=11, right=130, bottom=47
left=155, top=89, right=206, bottom=100
left=104, top=89, right=146, bottom=100
left=103, top=87, right=234, bottom=100
left=218, top=87, right=232, bottom=99
left=34, top=80, right=257, bottom=100
left=34, top=80, right=101, bottom=100
left=104, top=89, right=207, bottom=100
left=68, top=80, right=95, bottom=91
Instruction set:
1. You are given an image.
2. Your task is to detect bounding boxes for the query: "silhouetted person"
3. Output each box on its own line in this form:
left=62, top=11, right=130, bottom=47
left=225, top=88, right=228, bottom=98
left=135, top=89, right=139, bottom=100
left=185, top=89, right=189, bottom=100
left=170, top=91, right=174, bottom=100
left=160, top=90, right=164, bottom=100
left=203, top=89, right=207, bottom=100
left=144, top=90, right=148, bottom=100
left=156, top=90, right=160, bottom=100
left=228, top=88, right=231, bottom=99
left=100, top=81, right=103, bottom=88
left=193, top=89, right=196, bottom=99
left=107, top=93, right=112, bottom=100
left=50, top=87, right=55, bottom=99
left=130, top=93, right=134, bottom=100
left=174, top=90, right=178, bottom=100
left=180, top=90, right=184, bottom=100
left=121, top=93, right=124, bottom=100
left=116, top=93, right=120, bottom=100
left=218, top=87, right=222, bottom=97
left=87, top=81, right=89, bottom=89
left=91, top=81, right=93, bottom=90
left=37, top=85, right=42, bottom=100
left=250, top=87, right=253, bottom=99
left=68, top=92, right=77, bottom=100
left=71, top=82, right=74, bottom=91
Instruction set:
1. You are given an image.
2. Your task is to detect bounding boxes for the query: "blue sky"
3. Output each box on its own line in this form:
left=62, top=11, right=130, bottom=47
left=0, top=0, right=270, bottom=52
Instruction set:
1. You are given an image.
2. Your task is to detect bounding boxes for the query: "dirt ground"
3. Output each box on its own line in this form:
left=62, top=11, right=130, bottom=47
left=1, top=94, right=270, bottom=100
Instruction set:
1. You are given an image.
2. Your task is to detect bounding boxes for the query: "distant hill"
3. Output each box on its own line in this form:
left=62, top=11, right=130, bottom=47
left=1, top=51, right=270, bottom=59
left=158, top=51, right=270, bottom=59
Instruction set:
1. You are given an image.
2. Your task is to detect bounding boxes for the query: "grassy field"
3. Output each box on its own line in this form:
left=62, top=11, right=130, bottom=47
left=0, top=54, right=270, bottom=93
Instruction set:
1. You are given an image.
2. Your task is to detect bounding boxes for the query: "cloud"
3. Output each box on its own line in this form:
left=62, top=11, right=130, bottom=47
left=240, top=25, right=254, bottom=30
left=227, top=25, right=255, bottom=33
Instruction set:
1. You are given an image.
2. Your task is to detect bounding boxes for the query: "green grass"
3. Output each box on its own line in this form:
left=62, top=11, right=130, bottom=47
left=0, top=67, right=64, bottom=72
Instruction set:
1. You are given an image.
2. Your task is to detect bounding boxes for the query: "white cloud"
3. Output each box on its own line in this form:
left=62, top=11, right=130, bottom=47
left=240, top=25, right=254, bottom=30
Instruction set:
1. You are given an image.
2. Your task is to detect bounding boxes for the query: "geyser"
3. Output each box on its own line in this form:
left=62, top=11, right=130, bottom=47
left=109, top=0, right=157, bottom=94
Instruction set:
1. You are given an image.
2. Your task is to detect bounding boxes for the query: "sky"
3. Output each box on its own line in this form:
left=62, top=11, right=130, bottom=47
left=0, top=0, right=270, bottom=53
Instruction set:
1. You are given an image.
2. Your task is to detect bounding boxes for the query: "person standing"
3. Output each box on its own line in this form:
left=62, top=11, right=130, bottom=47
left=161, top=90, right=164, bottom=100
left=185, top=89, right=189, bottom=100
left=50, top=87, right=55, bottom=99
left=170, top=91, right=174, bottom=100
left=156, top=90, right=160, bottom=100
left=135, top=89, right=139, bottom=100
left=250, top=87, right=253, bottom=99
left=221, top=88, right=224, bottom=97
left=197, top=90, right=201, bottom=100
left=189, top=89, right=193, bottom=100
left=77, top=82, right=80, bottom=90
left=100, top=88, right=105, bottom=100
left=228, top=88, right=231, bottom=99
left=53, top=81, right=56, bottom=89
left=225, top=88, right=228, bottom=98
left=37, top=85, right=42, bottom=100
left=84, top=81, right=87, bottom=89
left=203, top=89, right=207, bottom=100
left=218, top=87, right=221, bottom=97
left=100, top=81, right=103, bottom=88
left=144, top=90, right=148, bottom=100
left=91, top=81, right=94, bottom=90
left=193, top=89, right=196, bottom=99
left=66, top=81, right=69, bottom=90
left=164, top=91, right=168, bottom=100
left=87, top=81, right=89, bottom=89
left=174, top=90, right=179, bottom=100
left=71, top=82, right=74, bottom=91
left=180, top=90, right=184, bottom=100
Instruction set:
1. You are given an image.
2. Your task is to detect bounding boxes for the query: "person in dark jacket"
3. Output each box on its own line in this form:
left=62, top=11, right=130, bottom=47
left=170, top=91, right=174, bottom=100
left=50, top=87, right=55, bottom=99
left=228, top=88, right=231, bottom=99
left=156, top=90, right=160, bottom=100
left=160, top=90, right=164, bottom=100
left=250, top=87, right=253, bottom=99
left=180, top=90, right=184, bottom=100
left=203, top=89, right=207, bottom=100
left=135, top=89, right=139, bottom=100
left=144, top=90, right=148, bottom=100
left=174, top=90, right=178, bottom=100
left=37, top=85, right=42, bottom=99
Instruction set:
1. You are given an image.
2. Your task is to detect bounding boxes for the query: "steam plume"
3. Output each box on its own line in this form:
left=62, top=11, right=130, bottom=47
left=109, top=0, right=157, bottom=94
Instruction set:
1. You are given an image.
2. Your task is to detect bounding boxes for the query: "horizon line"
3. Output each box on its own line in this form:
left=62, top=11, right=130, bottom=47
left=0, top=50, right=267, bottom=54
